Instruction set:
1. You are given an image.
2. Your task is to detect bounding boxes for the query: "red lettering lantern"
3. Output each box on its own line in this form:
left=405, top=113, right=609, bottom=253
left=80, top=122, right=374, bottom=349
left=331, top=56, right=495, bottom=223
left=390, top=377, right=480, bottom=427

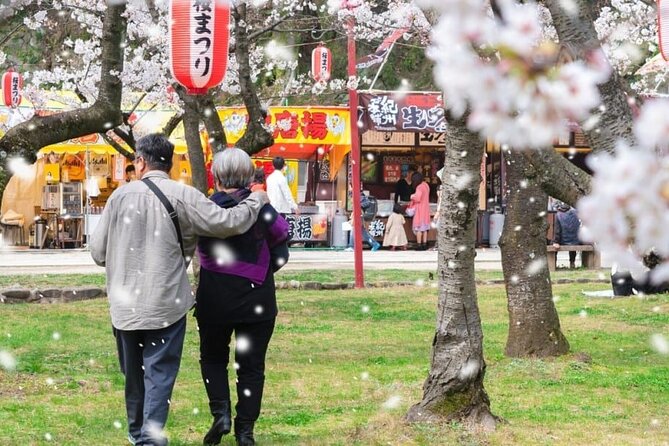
left=2, top=68, right=22, bottom=108
left=660, top=0, right=669, bottom=61
left=311, top=44, right=332, bottom=83
left=169, top=0, right=231, bottom=95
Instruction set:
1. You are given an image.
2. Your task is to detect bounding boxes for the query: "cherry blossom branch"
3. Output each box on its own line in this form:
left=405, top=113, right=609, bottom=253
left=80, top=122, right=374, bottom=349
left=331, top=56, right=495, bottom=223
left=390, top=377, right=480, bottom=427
left=0, top=2, right=126, bottom=162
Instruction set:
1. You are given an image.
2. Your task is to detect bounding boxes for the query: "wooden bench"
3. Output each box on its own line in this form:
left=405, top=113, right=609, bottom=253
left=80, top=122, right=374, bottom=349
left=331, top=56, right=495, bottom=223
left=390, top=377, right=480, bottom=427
left=546, top=244, right=600, bottom=271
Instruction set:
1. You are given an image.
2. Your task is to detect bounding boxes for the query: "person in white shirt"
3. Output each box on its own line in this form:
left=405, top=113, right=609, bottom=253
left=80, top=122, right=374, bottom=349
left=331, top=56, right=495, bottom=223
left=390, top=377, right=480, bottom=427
left=266, top=157, right=299, bottom=215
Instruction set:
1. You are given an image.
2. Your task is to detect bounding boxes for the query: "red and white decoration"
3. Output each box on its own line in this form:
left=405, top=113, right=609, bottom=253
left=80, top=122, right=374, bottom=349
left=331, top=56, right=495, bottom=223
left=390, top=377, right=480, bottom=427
left=2, top=69, right=22, bottom=108
left=169, top=0, right=231, bottom=95
left=311, top=44, right=332, bottom=83
left=660, top=0, right=669, bottom=61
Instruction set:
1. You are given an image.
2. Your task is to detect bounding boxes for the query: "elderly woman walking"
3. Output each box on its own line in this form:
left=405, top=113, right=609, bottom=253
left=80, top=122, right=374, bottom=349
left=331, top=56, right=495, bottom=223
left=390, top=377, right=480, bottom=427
left=196, top=148, right=290, bottom=446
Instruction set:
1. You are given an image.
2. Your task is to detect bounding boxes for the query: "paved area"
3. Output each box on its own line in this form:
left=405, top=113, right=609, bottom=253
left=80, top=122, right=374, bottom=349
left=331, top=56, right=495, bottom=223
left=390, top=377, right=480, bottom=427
left=0, top=246, right=507, bottom=275
left=1, top=245, right=607, bottom=275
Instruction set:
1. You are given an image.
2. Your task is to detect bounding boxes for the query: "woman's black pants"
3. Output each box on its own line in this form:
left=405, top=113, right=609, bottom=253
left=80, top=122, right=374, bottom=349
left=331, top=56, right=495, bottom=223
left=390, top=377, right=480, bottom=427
left=198, top=319, right=275, bottom=425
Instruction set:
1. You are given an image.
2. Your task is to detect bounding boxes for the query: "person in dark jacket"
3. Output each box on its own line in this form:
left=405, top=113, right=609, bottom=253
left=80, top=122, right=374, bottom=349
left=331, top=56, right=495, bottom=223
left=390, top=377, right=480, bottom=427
left=394, top=169, right=414, bottom=202
left=196, top=148, right=290, bottom=446
left=552, top=202, right=581, bottom=268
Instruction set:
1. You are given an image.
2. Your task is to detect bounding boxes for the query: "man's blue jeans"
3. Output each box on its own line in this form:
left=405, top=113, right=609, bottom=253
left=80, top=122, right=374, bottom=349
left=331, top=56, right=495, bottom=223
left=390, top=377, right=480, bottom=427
left=348, top=223, right=379, bottom=249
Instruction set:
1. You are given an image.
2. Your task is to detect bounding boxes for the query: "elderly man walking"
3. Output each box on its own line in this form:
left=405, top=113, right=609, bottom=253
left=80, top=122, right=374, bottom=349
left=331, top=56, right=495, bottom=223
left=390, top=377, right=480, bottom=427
left=90, top=134, right=268, bottom=446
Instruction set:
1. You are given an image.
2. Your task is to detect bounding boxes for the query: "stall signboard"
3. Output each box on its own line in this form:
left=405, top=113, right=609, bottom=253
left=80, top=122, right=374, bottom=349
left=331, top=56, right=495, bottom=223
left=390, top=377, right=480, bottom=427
left=61, top=153, right=85, bottom=181
left=361, top=157, right=378, bottom=183
left=362, top=130, right=414, bottom=147
left=367, top=219, right=386, bottom=238
left=383, top=163, right=402, bottom=183
left=220, top=106, right=350, bottom=147
left=382, top=155, right=414, bottom=184
left=90, top=154, right=110, bottom=177
left=418, top=132, right=447, bottom=147
left=44, top=163, right=60, bottom=183
left=285, top=214, right=328, bottom=242
left=360, top=92, right=446, bottom=133
left=112, top=155, right=126, bottom=182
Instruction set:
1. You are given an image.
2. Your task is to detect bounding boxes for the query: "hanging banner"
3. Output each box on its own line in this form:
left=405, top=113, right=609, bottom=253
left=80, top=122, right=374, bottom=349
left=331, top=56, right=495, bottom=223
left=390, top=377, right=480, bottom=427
left=356, top=27, right=410, bottom=70
left=359, top=92, right=446, bottom=133
left=90, top=153, right=110, bottom=177
left=179, top=159, right=192, bottom=178
left=660, top=0, right=669, bottom=61
left=61, top=153, right=85, bottom=181
left=44, top=163, right=60, bottom=183
left=112, top=155, right=126, bottom=182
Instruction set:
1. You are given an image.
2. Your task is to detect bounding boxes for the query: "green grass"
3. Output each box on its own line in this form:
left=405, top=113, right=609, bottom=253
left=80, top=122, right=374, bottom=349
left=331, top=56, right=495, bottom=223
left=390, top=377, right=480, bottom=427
left=1, top=280, right=667, bottom=445
left=0, top=268, right=609, bottom=289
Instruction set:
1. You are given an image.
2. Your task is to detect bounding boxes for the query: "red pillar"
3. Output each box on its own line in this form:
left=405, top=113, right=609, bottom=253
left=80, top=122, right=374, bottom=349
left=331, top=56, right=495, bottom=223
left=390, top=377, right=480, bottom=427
left=346, top=16, right=364, bottom=288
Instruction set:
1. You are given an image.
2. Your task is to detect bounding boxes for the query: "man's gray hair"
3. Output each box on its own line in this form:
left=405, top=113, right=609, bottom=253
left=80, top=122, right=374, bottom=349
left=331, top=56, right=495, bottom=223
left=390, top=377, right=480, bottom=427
left=211, top=148, right=255, bottom=189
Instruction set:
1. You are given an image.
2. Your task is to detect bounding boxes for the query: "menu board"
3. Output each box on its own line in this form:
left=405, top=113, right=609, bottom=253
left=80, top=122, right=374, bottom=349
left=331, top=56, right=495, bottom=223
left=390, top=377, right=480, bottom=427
left=382, top=155, right=415, bottom=184
left=383, top=163, right=402, bottom=183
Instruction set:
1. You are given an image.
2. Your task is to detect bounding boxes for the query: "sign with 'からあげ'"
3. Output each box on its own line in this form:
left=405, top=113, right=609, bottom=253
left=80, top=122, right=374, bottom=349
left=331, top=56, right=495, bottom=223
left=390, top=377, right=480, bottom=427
left=219, top=107, right=350, bottom=146
left=285, top=214, right=329, bottom=242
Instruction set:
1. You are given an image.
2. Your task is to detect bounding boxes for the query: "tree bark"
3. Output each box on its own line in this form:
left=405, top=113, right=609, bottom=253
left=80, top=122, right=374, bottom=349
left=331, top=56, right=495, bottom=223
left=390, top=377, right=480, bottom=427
left=0, top=2, right=126, bottom=196
left=406, top=114, right=497, bottom=431
left=542, top=0, right=635, bottom=153
left=499, top=150, right=570, bottom=357
left=200, top=92, right=227, bottom=154
left=232, top=3, right=273, bottom=155
left=522, top=149, right=591, bottom=208
left=181, top=96, right=208, bottom=195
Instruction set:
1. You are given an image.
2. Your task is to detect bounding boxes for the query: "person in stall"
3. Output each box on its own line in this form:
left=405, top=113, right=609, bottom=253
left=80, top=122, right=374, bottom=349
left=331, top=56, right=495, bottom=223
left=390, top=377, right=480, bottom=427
left=394, top=168, right=414, bottom=203
left=125, top=164, right=137, bottom=182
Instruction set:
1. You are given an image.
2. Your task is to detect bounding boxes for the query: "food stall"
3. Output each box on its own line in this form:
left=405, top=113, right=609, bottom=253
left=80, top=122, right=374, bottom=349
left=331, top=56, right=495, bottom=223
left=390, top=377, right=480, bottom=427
left=218, top=106, right=352, bottom=246
left=356, top=91, right=593, bottom=248
left=355, top=91, right=452, bottom=246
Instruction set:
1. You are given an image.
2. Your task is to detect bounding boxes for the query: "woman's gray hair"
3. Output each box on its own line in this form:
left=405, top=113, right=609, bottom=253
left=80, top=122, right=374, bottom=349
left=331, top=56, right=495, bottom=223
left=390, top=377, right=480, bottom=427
left=211, top=148, right=255, bottom=189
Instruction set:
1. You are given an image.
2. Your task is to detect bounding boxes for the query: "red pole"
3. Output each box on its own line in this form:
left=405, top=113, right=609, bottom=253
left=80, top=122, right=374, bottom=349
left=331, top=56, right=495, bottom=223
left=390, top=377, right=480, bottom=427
left=346, top=15, right=364, bottom=288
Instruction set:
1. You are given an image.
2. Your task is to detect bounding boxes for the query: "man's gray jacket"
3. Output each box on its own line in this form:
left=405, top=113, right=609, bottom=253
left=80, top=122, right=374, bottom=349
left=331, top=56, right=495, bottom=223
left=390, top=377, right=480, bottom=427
left=90, top=170, right=267, bottom=331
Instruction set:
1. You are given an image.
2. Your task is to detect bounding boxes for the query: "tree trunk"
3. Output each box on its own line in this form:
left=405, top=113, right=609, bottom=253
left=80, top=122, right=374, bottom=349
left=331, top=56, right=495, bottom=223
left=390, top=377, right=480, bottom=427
left=200, top=92, right=227, bottom=154
left=522, top=149, right=591, bottom=207
left=0, top=2, right=127, bottom=198
left=406, top=114, right=497, bottom=431
left=499, top=150, right=570, bottom=357
left=232, top=4, right=273, bottom=155
left=542, top=0, right=635, bottom=153
left=181, top=98, right=208, bottom=195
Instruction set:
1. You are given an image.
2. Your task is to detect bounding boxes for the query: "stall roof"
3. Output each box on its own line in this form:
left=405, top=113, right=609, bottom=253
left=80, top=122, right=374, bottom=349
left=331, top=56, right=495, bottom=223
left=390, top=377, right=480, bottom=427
left=1, top=93, right=352, bottom=177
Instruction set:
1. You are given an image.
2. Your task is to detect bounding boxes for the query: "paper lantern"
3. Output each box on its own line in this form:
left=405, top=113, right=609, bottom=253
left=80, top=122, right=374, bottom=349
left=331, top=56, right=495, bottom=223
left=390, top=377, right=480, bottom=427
left=169, top=0, right=231, bottom=95
left=311, top=44, right=332, bottom=83
left=661, top=0, right=669, bottom=61
left=2, top=68, right=22, bottom=108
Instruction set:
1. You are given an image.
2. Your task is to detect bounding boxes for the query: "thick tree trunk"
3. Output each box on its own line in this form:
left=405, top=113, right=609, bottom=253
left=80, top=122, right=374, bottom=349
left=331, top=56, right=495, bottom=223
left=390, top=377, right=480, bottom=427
left=522, top=149, right=591, bottom=208
left=542, top=0, right=635, bottom=153
left=232, top=4, right=273, bottom=155
left=0, top=2, right=126, bottom=197
left=181, top=98, right=208, bottom=195
left=499, top=150, right=570, bottom=357
left=406, top=115, right=497, bottom=431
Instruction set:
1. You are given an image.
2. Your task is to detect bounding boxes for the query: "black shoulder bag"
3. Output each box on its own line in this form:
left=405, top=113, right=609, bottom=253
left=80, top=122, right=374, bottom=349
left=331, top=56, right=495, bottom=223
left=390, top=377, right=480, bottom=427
left=142, top=178, right=185, bottom=258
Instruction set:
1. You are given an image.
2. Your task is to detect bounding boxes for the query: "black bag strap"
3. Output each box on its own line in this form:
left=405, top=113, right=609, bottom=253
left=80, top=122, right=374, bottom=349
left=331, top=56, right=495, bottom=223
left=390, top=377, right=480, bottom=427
left=142, top=178, right=185, bottom=258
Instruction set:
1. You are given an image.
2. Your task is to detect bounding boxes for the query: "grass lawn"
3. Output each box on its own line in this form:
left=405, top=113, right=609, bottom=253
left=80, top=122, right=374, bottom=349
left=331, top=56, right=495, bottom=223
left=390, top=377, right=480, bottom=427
left=1, top=278, right=668, bottom=445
